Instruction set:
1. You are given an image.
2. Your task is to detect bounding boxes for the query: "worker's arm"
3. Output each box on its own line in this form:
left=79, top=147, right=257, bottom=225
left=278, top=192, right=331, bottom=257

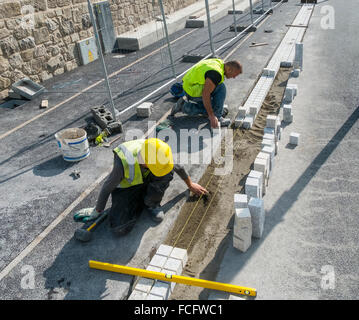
left=173, top=164, right=208, bottom=196
left=202, top=77, right=218, bottom=128
left=95, top=155, right=124, bottom=213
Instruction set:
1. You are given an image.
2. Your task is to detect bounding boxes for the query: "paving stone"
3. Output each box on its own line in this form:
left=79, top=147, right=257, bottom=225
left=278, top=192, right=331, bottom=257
left=163, top=257, right=183, bottom=275
left=233, top=208, right=252, bottom=252
left=238, top=106, right=247, bottom=118
left=261, top=138, right=275, bottom=149
left=254, top=157, right=267, bottom=177
left=243, top=115, right=254, bottom=129
left=248, top=170, right=264, bottom=196
left=136, top=102, right=153, bottom=117
left=289, top=132, right=300, bottom=145
left=146, top=293, right=164, bottom=300
left=157, top=244, right=173, bottom=257
left=128, top=289, right=148, bottom=300
left=263, top=129, right=275, bottom=139
left=135, top=277, right=154, bottom=294
left=262, top=68, right=276, bottom=77
left=266, top=115, right=277, bottom=128
left=248, top=197, right=265, bottom=238
left=149, top=281, right=171, bottom=300
left=234, top=194, right=248, bottom=209
left=149, top=254, right=167, bottom=269
left=170, top=247, right=188, bottom=267
left=245, top=177, right=261, bottom=199
left=249, top=105, right=259, bottom=116
left=257, top=152, right=271, bottom=178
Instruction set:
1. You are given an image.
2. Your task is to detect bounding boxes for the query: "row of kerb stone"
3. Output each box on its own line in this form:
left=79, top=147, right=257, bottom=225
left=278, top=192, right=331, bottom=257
left=128, top=245, right=188, bottom=300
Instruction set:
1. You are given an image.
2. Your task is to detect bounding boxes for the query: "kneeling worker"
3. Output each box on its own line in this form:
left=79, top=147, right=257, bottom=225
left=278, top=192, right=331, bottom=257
left=171, top=58, right=242, bottom=129
left=74, top=138, right=208, bottom=236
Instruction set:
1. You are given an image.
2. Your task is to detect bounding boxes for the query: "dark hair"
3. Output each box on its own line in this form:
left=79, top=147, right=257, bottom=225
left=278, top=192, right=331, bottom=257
left=225, top=60, right=242, bottom=72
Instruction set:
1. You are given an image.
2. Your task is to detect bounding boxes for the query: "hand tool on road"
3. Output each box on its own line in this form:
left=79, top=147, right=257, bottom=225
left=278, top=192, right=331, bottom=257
left=74, top=210, right=109, bottom=242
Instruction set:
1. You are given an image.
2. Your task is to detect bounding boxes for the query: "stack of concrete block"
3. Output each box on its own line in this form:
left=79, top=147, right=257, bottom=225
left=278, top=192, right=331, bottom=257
left=234, top=106, right=247, bottom=128
left=261, top=145, right=275, bottom=174
left=136, top=102, right=153, bottom=118
left=233, top=207, right=252, bottom=252
left=245, top=176, right=262, bottom=199
left=248, top=197, right=265, bottom=239
left=248, top=170, right=265, bottom=196
left=283, top=104, right=293, bottom=123
left=283, top=84, right=298, bottom=104
left=253, top=155, right=269, bottom=182
left=257, top=152, right=271, bottom=179
left=128, top=244, right=188, bottom=300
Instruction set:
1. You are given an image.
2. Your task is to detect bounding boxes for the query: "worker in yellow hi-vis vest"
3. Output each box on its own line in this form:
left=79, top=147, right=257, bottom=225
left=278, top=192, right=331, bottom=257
left=171, top=58, right=242, bottom=129
left=73, top=138, right=208, bottom=236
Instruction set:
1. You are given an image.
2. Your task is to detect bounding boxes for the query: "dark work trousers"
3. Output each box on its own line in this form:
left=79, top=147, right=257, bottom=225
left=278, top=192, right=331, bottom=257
left=109, top=170, right=174, bottom=236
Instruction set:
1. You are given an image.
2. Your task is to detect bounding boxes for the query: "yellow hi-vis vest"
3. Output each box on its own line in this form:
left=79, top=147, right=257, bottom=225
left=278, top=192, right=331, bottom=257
left=113, top=139, right=150, bottom=189
left=182, top=58, right=225, bottom=98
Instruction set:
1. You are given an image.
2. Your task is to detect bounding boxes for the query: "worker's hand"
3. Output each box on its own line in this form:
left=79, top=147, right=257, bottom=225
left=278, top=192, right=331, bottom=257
left=73, top=207, right=101, bottom=223
left=208, top=115, right=219, bottom=129
left=189, top=183, right=209, bottom=196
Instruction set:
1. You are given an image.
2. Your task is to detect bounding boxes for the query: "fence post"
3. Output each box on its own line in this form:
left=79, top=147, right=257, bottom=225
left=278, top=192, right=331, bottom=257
left=158, top=0, right=177, bottom=79
left=232, top=0, right=237, bottom=36
left=249, top=0, right=254, bottom=25
left=205, top=0, right=215, bottom=56
left=87, top=0, right=118, bottom=122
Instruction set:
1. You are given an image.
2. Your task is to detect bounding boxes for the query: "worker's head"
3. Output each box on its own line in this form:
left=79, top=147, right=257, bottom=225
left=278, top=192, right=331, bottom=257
left=140, top=138, right=174, bottom=177
left=224, top=60, right=243, bottom=79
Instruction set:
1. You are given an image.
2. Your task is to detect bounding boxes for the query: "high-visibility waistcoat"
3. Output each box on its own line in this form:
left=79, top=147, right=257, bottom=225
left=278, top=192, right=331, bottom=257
left=182, top=58, right=225, bottom=98
left=113, top=139, right=150, bottom=189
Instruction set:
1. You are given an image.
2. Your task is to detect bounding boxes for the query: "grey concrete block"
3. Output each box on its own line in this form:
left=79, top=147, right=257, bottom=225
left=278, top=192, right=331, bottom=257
left=157, top=244, right=173, bottom=257
left=136, top=102, right=153, bottom=117
left=149, top=254, right=167, bottom=269
left=294, top=42, right=303, bottom=71
left=248, top=197, right=265, bottom=238
left=149, top=281, right=171, bottom=300
left=238, top=106, right=247, bottom=118
left=262, top=138, right=275, bottom=149
left=233, top=208, right=252, bottom=252
left=264, top=127, right=276, bottom=137
left=248, top=170, right=264, bottom=196
left=280, top=61, right=293, bottom=68
left=249, top=105, right=259, bottom=116
left=170, top=247, right=188, bottom=267
left=245, top=177, right=261, bottom=199
left=289, top=132, right=300, bottom=146
left=291, top=69, right=300, bottom=78
left=185, top=19, right=204, bottom=28
left=234, top=116, right=245, bottom=128
left=163, top=257, right=183, bottom=275
left=128, top=289, right=148, bottom=300
left=263, top=133, right=275, bottom=141
left=243, top=115, right=254, bottom=129
left=234, top=194, right=248, bottom=209
left=262, top=68, right=276, bottom=77
left=135, top=277, right=154, bottom=294
left=266, top=115, right=277, bottom=128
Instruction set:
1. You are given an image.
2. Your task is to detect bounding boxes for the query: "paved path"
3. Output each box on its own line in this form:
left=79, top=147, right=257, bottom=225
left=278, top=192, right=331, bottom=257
left=211, top=0, right=359, bottom=300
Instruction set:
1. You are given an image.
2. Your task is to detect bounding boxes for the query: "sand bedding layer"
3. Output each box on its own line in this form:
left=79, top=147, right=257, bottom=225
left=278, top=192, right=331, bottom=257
left=164, top=68, right=292, bottom=300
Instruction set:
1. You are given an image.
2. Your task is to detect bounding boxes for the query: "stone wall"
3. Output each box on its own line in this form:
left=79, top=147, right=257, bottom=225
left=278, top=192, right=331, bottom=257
left=0, top=0, right=199, bottom=99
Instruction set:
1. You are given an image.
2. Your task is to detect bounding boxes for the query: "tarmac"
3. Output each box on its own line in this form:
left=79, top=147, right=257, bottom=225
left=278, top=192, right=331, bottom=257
left=210, top=0, right=359, bottom=300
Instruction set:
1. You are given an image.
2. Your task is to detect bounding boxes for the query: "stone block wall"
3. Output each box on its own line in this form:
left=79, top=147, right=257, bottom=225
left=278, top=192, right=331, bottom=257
left=0, top=0, right=199, bottom=99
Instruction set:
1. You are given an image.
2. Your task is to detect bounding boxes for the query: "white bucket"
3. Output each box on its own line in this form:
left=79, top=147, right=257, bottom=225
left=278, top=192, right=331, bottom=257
left=55, top=128, right=90, bottom=162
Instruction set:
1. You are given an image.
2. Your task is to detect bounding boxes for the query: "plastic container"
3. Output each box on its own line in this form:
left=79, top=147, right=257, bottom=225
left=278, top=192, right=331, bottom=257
left=55, top=128, right=90, bottom=162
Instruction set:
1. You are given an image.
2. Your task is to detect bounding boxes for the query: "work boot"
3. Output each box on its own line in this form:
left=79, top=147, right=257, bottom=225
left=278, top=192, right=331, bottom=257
left=147, top=207, right=165, bottom=222
left=218, top=117, right=231, bottom=127
left=170, top=96, right=186, bottom=116
left=222, top=106, right=229, bottom=118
